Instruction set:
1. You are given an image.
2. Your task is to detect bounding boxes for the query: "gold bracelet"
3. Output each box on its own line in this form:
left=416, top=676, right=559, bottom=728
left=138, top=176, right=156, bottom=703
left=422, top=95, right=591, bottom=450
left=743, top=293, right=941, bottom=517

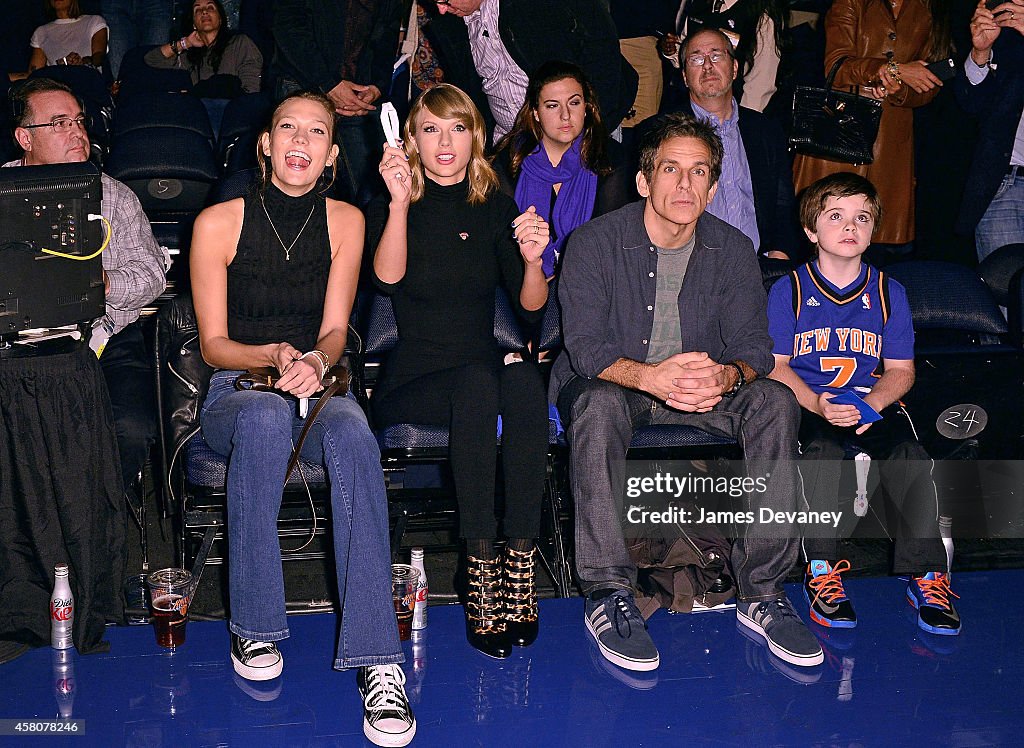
left=887, top=60, right=902, bottom=84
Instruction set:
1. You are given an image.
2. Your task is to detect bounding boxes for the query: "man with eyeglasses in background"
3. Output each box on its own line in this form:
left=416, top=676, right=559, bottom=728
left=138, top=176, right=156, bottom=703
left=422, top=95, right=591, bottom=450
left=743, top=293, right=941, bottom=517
left=6, top=77, right=167, bottom=510
left=639, top=27, right=798, bottom=261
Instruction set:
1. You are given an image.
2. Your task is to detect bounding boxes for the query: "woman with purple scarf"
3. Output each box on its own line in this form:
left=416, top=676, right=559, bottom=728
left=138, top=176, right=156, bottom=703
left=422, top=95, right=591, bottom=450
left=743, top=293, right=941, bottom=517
left=496, top=60, right=632, bottom=280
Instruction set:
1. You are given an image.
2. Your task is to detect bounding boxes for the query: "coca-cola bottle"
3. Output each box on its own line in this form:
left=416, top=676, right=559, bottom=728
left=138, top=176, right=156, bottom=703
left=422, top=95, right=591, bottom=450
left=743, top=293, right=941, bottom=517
left=51, top=564, right=74, bottom=650
left=410, top=548, right=427, bottom=630
left=52, top=648, right=75, bottom=718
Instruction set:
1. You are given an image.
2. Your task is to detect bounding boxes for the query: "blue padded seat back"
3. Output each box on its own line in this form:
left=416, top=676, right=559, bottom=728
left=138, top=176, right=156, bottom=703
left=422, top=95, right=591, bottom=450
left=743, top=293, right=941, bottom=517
left=885, top=260, right=1006, bottom=334
left=537, top=293, right=562, bottom=352
left=630, top=425, right=735, bottom=449
left=492, top=286, right=528, bottom=351
left=107, top=127, right=220, bottom=181
left=218, top=92, right=275, bottom=174
left=978, top=244, right=1024, bottom=307
left=208, top=167, right=260, bottom=205
left=364, top=293, right=399, bottom=356
left=218, top=91, right=274, bottom=142
left=758, top=257, right=794, bottom=293
left=107, top=128, right=219, bottom=213
left=113, top=92, right=214, bottom=141
left=365, top=287, right=528, bottom=357
left=30, top=64, right=111, bottom=105
left=116, top=45, right=193, bottom=100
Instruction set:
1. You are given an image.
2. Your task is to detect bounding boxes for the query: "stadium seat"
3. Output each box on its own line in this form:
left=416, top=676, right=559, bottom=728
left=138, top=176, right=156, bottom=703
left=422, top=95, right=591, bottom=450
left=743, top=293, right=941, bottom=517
left=217, top=91, right=274, bottom=175
left=887, top=260, right=1024, bottom=460
left=978, top=243, right=1024, bottom=346
left=116, top=45, right=192, bottom=101
left=154, top=294, right=364, bottom=577
left=112, top=91, right=214, bottom=142
left=106, top=127, right=220, bottom=253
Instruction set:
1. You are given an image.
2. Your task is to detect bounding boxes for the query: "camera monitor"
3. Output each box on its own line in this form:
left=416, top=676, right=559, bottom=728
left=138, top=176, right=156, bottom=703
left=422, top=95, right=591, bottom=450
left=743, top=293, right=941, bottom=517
left=0, top=161, right=105, bottom=338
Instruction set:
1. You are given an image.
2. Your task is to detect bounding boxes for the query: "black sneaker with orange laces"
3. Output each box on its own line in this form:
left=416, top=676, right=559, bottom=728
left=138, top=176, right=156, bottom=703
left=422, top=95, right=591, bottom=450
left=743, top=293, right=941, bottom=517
left=907, top=572, right=961, bottom=636
left=804, top=560, right=857, bottom=629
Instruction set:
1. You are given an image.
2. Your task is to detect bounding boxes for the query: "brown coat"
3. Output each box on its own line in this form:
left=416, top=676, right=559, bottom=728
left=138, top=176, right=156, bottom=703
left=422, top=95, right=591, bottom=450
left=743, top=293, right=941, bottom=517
left=792, top=0, right=938, bottom=244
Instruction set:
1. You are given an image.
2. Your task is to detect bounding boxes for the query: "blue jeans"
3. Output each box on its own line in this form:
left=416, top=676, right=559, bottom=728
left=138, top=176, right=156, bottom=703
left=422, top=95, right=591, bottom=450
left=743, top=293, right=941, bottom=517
left=101, top=0, right=175, bottom=79
left=975, top=170, right=1024, bottom=263
left=200, top=371, right=402, bottom=670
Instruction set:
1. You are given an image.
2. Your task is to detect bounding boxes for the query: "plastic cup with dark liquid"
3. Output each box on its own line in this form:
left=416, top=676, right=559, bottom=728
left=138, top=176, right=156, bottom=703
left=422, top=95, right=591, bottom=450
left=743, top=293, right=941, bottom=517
left=391, top=564, right=419, bottom=642
left=146, top=569, right=193, bottom=649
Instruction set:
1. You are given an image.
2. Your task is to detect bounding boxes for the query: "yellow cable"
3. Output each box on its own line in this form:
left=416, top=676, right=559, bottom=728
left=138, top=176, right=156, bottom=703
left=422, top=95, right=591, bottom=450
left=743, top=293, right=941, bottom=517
left=38, top=215, right=111, bottom=260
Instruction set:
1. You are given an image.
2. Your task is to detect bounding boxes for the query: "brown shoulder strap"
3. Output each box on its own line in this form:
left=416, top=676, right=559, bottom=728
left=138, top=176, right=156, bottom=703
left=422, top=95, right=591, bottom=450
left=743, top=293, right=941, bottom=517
left=283, top=377, right=348, bottom=485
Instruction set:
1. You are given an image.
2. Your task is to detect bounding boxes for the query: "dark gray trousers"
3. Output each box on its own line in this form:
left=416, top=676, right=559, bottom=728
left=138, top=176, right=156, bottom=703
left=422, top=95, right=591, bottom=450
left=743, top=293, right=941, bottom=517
left=558, top=376, right=802, bottom=602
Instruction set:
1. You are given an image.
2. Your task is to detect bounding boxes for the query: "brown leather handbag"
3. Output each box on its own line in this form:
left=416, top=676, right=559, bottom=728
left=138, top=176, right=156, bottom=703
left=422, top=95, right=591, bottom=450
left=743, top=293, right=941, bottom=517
left=234, top=364, right=350, bottom=484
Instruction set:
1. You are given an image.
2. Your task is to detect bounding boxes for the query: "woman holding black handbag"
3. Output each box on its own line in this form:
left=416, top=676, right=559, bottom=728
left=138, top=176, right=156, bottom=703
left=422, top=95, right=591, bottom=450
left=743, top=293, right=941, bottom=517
left=792, top=0, right=952, bottom=250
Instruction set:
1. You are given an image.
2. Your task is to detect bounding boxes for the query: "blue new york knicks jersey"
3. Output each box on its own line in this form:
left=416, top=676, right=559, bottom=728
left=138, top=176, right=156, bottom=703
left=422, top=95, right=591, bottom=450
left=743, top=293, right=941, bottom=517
left=767, top=262, right=915, bottom=395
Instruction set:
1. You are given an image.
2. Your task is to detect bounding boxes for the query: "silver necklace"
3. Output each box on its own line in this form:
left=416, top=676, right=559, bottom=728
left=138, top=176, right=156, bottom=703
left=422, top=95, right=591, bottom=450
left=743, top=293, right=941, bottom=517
left=259, top=195, right=317, bottom=261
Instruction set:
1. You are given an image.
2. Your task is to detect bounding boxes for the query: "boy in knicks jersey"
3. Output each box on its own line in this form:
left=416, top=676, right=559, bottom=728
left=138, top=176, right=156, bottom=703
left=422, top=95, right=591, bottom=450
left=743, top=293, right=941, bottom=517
left=767, top=173, right=960, bottom=636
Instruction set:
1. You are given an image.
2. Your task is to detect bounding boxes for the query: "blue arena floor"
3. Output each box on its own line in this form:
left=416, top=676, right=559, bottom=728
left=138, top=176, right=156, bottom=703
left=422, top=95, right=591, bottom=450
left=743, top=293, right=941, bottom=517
left=2, top=569, right=1022, bottom=747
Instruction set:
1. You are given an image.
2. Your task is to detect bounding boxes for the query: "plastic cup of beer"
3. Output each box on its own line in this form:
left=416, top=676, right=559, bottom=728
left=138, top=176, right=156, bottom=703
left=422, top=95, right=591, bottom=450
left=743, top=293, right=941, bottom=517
left=146, top=568, right=193, bottom=649
left=391, top=564, right=419, bottom=642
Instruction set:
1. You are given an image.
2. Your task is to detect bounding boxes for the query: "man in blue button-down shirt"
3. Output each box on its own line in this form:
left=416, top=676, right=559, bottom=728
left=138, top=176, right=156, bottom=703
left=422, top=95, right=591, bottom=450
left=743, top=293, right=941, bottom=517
left=553, top=113, right=822, bottom=674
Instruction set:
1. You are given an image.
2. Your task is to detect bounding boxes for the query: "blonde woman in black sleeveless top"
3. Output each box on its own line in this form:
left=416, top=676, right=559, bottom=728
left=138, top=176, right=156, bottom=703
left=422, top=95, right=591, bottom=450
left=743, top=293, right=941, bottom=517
left=190, top=92, right=415, bottom=748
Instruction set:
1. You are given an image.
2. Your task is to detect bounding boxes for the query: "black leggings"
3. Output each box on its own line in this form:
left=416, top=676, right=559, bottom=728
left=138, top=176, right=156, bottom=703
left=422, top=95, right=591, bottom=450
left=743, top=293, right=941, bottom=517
left=372, top=361, right=548, bottom=540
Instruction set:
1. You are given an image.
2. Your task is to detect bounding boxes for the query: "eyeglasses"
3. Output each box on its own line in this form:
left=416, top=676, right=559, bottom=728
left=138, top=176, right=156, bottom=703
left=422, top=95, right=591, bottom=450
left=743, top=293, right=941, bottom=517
left=22, top=115, right=92, bottom=133
left=684, top=51, right=730, bottom=68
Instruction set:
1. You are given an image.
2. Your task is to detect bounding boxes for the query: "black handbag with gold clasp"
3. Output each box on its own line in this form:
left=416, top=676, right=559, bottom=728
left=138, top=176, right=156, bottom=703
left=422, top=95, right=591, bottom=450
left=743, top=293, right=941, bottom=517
left=789, top=57, right=883, bottom=165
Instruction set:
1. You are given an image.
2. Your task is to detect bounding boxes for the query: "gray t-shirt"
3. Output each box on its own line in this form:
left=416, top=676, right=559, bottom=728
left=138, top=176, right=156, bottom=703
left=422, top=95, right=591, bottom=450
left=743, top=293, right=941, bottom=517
left=645, top=235, right=696, bottom=363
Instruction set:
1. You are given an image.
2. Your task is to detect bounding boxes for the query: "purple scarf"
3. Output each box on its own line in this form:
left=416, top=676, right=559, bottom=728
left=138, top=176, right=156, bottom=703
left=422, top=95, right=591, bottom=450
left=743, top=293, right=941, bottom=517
left=514, top=137, right=598, bottom=278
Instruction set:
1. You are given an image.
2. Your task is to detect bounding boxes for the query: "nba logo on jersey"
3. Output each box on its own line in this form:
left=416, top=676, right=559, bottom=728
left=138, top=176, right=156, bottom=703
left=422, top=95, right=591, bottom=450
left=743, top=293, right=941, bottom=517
left=861, top=293, right=871, bottom=310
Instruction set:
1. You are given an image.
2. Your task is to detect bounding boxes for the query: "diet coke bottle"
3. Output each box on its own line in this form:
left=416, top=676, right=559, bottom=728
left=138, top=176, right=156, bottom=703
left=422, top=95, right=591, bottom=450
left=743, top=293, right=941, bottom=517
left=51, top=564, right=74, bottom=650
left=410, top=548, right=428, bottom=630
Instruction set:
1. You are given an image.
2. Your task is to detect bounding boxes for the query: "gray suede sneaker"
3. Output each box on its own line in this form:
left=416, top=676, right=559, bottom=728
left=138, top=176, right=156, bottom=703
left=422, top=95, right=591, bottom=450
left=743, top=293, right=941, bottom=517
left=737, top=597, right=824, bottom=667
left=584, top=589, right=659, bottom=672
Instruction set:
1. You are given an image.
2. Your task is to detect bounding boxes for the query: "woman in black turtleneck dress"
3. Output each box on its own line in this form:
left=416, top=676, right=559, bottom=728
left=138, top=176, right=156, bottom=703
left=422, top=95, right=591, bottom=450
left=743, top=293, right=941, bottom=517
left=190, top=92, right=415, bottom=747
left=369, top=84, right=549, bottom=660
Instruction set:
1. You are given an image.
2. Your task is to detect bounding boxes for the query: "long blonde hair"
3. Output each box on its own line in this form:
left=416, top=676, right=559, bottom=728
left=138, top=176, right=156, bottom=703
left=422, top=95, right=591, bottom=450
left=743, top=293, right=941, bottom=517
left=404, top=84, right=497, bottom=205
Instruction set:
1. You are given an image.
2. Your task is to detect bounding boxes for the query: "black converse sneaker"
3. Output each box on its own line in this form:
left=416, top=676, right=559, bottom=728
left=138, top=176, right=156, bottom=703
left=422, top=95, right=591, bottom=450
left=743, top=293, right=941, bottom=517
left=357, top=664, right=416, bottom=747
left=230, top=633, right=283, bottom=681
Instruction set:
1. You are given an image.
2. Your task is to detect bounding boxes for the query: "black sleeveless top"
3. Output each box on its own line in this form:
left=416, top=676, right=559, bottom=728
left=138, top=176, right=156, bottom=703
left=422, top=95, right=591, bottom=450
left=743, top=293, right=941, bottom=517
left=227, top=184, right=331, bottom=354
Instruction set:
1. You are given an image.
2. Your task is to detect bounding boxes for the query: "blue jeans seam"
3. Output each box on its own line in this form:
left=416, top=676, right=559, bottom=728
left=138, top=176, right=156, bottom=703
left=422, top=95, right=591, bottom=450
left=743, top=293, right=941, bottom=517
left=229, top=621, right=290, bottom=641
left=334, top=653, right=405, bottom=671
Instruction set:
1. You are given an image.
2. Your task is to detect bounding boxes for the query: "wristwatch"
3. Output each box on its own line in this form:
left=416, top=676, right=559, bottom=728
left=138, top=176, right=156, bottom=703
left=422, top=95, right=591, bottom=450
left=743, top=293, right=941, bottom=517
left=723, top=362, right=745, bottom=397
